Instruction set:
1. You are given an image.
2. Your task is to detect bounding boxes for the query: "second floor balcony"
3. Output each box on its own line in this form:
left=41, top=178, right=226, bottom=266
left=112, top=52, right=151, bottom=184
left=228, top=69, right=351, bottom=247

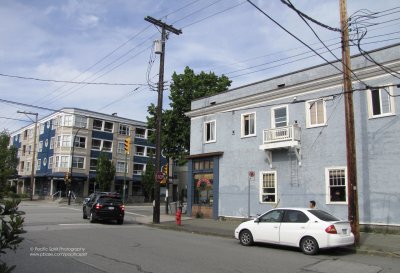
left=259, top=124, right=301, bottom=150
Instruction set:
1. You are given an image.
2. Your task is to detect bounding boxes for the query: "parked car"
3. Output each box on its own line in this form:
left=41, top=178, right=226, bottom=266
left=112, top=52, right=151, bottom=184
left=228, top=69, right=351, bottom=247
left=234, top=208, right=354, bottom=255
left=83, top=192, right=124, bottom=225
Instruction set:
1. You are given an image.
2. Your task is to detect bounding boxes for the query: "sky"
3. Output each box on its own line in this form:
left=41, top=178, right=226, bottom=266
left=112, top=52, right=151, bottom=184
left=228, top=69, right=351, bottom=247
left=1, top=0, right=399, bottom=133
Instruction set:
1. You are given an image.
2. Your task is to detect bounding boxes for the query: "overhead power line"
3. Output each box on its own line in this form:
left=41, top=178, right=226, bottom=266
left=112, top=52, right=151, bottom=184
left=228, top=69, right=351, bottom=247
left=0, top=73, right=146, bottom=86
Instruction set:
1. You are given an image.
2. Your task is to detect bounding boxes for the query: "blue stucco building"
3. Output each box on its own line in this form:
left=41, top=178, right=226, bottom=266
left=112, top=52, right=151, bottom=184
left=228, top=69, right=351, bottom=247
left=185, top=43, right=400, bottom=229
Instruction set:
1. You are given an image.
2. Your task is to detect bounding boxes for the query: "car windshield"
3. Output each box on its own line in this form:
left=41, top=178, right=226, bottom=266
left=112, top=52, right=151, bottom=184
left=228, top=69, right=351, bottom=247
left=308, top=210, right=340, bottom=221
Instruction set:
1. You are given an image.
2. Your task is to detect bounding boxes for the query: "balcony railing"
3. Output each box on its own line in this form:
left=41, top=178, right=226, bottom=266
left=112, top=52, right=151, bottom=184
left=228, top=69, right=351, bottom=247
left=262, top=125, right=301, bottom=145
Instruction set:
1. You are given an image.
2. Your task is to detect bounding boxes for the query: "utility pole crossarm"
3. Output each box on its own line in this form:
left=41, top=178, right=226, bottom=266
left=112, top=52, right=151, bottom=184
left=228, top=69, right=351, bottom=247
left=144, top=16, right=182, bottom=35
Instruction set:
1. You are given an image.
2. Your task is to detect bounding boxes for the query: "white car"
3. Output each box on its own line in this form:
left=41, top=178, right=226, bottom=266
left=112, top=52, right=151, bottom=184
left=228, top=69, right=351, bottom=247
left=234, top=208, right=354, bottom=255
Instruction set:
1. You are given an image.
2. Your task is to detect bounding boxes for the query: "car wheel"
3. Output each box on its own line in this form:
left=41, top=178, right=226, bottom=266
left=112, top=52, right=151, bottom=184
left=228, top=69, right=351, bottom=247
left=83, top=209, right=87, bottom=219
left=117, top=219, right=124, bottom=225
left=89, top=212, right=96, bottom=223
left=239, top=230, right=254, bottom=246
left=300, top=236, right=319, bottom=255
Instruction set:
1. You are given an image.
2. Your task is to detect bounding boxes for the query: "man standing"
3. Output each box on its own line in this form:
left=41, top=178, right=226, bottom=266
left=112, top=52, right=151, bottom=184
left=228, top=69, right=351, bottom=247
left=309, top=200, right=316, bottom=209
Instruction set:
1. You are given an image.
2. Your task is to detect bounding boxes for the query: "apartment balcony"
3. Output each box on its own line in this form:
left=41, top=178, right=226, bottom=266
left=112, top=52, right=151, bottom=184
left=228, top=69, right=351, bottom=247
left=259, top=124, right=301, bottom=167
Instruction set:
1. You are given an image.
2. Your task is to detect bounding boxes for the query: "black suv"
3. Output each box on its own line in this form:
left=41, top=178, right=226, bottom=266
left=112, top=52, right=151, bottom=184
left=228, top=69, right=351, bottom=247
left=83, top=192, right=124, bottom=224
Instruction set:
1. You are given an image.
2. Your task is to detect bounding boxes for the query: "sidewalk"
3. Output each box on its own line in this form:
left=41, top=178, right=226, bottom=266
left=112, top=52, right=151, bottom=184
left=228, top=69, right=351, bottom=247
left=145, top=215, right=400, bottom=258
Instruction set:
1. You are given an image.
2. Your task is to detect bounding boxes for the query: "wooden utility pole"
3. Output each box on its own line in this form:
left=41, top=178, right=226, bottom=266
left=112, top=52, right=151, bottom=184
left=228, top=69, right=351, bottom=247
left=339, top=0, right=360, bottom=245
left=144, top=16, right=182, bottom=224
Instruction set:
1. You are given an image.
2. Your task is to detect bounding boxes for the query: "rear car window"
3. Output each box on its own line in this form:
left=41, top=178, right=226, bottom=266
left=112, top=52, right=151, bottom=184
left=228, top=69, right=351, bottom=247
left=98, top=196, right=122, bottom=204
left=308, top=210, right=340, bottom=221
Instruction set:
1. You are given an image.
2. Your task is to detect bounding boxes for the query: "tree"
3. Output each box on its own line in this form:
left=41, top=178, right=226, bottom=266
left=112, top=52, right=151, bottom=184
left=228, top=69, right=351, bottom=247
left=0, top=131, right=18, bottom=197
left=0, top=199, right=24, bottom=273
left=141, top=157, right=155, bottom=202
left=95, top=151, right=115, bottom=192
left=147, top=66, right=231, bottom=163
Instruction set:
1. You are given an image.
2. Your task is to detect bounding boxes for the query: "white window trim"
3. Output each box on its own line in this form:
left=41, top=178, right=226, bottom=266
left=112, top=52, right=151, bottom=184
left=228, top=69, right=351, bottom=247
left=133, top=163, right=146, bottom=175
left=135, top=128, right=147, bottom=139
left=116, top=161, right=128, bottom=173
left=204, top=120, right=216, bottom=143
left=325, top=166, right=348, bottom=205
left=72, top=156, right=85, bottom=169
left=241, top=112, right=256, bottom=138
left=36, top=159, right=41, bottom=171
left=271, top=105, right=289, bottom=128
left=48, top=156, right=53, bottom=169
left=146, top=147, right=156, bottom=157
left=366, top=86, right=396, bottom=119
left=259, top=170, right=277, bottom=204
left=117, top=142, right=125, bottom=154
left=135, top=145, right=146, bottom=156
left=305, top=99, right=327, bottom=128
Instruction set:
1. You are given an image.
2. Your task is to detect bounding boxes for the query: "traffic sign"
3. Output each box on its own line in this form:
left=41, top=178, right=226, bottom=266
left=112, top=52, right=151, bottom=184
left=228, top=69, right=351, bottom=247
left=248, top=171, right=255, bottom=178
left=155, top=171, right=164, bottom=182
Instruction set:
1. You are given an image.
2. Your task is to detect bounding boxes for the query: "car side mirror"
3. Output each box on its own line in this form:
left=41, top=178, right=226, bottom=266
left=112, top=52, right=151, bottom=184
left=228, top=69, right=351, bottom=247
left=254, top=218, right=260, bottom=223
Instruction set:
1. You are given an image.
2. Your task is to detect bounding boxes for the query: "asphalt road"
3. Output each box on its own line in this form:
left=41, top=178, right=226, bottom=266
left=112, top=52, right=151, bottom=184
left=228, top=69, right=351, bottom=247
left=2, top=201, right=400, bottom=273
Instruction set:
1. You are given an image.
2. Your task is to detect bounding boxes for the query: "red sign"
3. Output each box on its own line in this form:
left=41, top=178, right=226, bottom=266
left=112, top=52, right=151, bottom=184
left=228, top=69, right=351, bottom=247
left=155, top=171, right=164, bottom=182
left=248, top=171, right=255, bottom=178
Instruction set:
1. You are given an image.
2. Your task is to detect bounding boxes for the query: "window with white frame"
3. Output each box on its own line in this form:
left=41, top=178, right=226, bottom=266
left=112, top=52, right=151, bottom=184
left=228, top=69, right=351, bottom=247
left=91, top=139, right=101, bottom=150
left=271, top=106, right=288, bottom=128
left=119, top=124, right=130, bottom=135
left=64, top=115, right=73, bottom=127
left=204, top=120, right=216, bottom=143
left=93, top=119, right=103, bottom=130
left=241, top=113, right=256, bottom=137
left=326, top=167, right=347, bottom=204
left=20, top=161, right=25, bottom=172
left=306, top=99, right=326, bottom=127
left=104, top=121, right=114, bottom=132
left=72, top=157, right=85, bottom=169
left=39, top=141, right=43, bottom=152
left=74, top=136, right=86, bottom=148
left=367, top=87, right=395, bottom=118
left=147, top=147, right=155, bottom=157
left=136, top=128, right=146, bottom=138
left=90, top=159, right=98, bottom=171
left=56, top=156, right=69, bottom=168
left=57, top=135, right=71, bottom=147
left=36, top=159, right=41, bottom=170
left=45, top=139, right=48, bottom=148
left=40, top=124, right=44, bottom=134
left=74, top=115, right=87, bottom=128
left=43, top=158, right=47, bottom=166
left=133, top=163, right=145, bottom=175
left=50, top=137, right=55, bottom=149
left=48, top=157, right=53, bottom=169
left=27, top=145, right=31, bottom=155
left=135, top=146, right=145, bottom=156
left=102, top=140, right=112, bottom=152
left=26, top=161, right=31, bottom=172
left=117, top=142, right=125, bottom=154
left=260, top=171, right=277, bottom=203
left=116, top=161, right=127, bottom=173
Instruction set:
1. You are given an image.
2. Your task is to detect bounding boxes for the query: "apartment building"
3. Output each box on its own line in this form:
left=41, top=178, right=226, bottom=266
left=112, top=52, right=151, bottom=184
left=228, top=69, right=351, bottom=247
left=185, top=43, right=400, bottom=229
left=10, top=108, right=161, bottom=201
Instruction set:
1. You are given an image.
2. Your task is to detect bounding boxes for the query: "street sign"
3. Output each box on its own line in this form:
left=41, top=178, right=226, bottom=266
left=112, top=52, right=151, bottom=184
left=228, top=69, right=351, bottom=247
left=155, top=171, right=164, bottom=182
left=248, top=171, right=255, bottom=178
